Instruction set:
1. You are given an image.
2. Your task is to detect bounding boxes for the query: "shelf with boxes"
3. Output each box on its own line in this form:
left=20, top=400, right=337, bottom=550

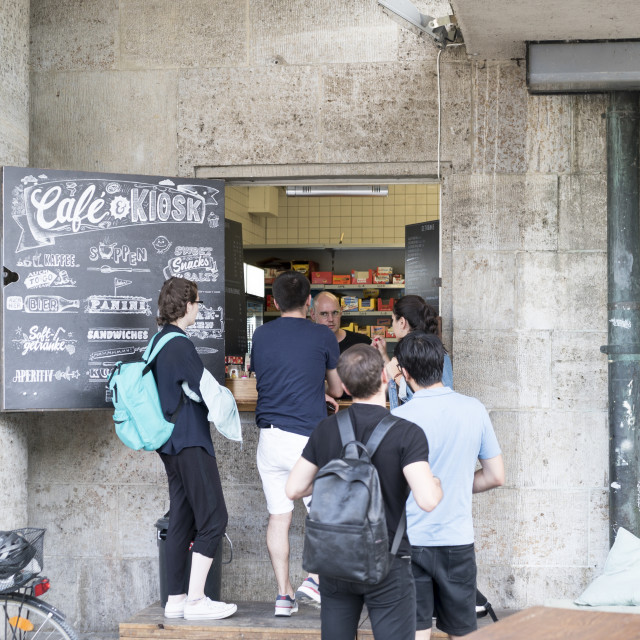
left=243, top=246, right=406, bottom=343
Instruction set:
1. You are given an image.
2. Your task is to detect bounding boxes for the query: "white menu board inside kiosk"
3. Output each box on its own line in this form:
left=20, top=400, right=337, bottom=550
left=1, top=166, right=225, bottom=411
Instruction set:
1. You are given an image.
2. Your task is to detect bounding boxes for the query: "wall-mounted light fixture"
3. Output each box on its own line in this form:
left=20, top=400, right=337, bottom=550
left=377, top=0, right=461, bottom=49
left=285, top=185, right=389, bottom=197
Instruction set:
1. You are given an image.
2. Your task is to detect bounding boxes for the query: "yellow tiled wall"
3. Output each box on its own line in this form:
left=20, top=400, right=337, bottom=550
left=225, top=186, right=268, bottom=244
left=226, top=184, right=440, bottom=245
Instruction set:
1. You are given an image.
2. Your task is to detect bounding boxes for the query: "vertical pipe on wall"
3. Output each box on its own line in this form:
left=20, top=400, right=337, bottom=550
left=604, top=92, right=640, bottom=545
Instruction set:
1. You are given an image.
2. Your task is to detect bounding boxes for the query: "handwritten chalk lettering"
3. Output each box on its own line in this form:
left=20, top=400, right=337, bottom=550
left=163, top=256, right=219, bottom=282
left=89, top=347, right=141, bottom=361
left=31, top=184, right=108, bottom=233
left=24, top=270, right=57, bottom=289
left=89, top=241, right=148, bottom=266
left=87, top=328, right=149, bottom=341
left=130, top=189, right=204, bottom=223
left=16, top=254, right=78, bottom=268
left=84, top=295, right=152, bottom=315
left=174, top=246, right=213, bottom=257
left=13, top=326, right=77, bottom=356
left=22, top=295, right=80, bottom=313
left=87, top=367, right=112, bottom=381
left=7, top=296, right=24, bottom=311
left=12, top=370, right=54, bottom=383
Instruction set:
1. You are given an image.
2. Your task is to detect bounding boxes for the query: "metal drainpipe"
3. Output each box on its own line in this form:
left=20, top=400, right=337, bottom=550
left=602, top=91, right=640, bottom=545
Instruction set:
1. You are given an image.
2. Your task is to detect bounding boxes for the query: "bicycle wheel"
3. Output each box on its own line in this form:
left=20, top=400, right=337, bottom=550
left=0, top=594, right=77, bottom=640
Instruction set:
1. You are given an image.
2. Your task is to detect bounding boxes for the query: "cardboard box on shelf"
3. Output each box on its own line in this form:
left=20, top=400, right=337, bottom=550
left=371, top=326, right=386, bottom=338
left=311, top=271, right=333, bottom=284
left=372, top=273, right=390, bottom=284
left=385, top=328, right=396, bottom=338
left=355, top=325, right=371, bottom=337
left=266, top=295, right=277, bottom=311
left=376, top=266, right=394, bottom=275
left=377, top=297, right=395, bottom=311
left=377, top=317, right=392, bottom=327
left=351, top=269, right=373, bottom=285
left=333, top=274, right=351, bottom=285
left=264, top=267, right=282, bottom=284
left=358, top=298, right=377, bottom=311
left=362, top=288, right=380, bottom=299
left=341, top=296, right=359, bottom=311
left=392, top=274, right=405, bottom=285
left=291, top=261, right=319, bottom=279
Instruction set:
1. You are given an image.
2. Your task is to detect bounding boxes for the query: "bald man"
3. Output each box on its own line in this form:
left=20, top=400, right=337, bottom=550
left=310, top=291, right=371, bottom=354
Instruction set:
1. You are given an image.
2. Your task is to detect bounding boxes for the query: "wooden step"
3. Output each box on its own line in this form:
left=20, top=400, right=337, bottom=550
left=120, top=602, right=510, bottom=640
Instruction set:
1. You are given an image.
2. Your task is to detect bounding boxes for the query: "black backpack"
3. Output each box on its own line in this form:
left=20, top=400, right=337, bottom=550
left=302, top=409, right=405, bottom=584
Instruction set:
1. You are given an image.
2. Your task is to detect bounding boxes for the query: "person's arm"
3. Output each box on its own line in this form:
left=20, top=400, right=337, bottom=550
left=472, top=455, right=505, bottom=493
left=285, top=457, right=319, bottom=500
left=325, top=368, right=343, bottom=398
left=403, top=461, right=443, bottom=512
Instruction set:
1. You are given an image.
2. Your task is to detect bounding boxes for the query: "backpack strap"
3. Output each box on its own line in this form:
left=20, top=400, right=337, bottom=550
left=336, top=408, right=359, bottom=459
left=366, top=414, right=406, bottom=557
left=142, top=332, right=188, bottom=374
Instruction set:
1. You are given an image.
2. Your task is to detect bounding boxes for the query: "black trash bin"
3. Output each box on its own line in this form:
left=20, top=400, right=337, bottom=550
left=155, top=515, right=232, bottom=607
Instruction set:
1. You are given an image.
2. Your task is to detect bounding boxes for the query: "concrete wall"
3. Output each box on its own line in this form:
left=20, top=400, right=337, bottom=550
left=0, top=0, right=30, bottom=529
left=25, top=0, right=609, bottom=632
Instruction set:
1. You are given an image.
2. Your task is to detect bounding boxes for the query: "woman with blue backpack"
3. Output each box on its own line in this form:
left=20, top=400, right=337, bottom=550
left=151, top=277, right=238, bottom=622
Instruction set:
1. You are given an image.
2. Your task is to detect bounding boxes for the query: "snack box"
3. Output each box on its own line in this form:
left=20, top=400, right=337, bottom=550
left=291, top=260, right=319, bottom=279
left=351, top=269, right=373, bottom=285
left=264, top=267, right=281, bottom=284
left=266, top=294, right=277, bottom=311
left=358, top=298, right=377, bottom=311
left=371, top=326, right=387, bottom=338
left=355, top=325, right=371, bottom=337
left=373, top=273, right=390, bottom=284
left=225, top=355, right=244, bottom=365
left=341, top=296, right=359, bottom=312
left=385, top=328, right=396, bottom=338
left=362, top=288, right=380, bottom=299
left=392, top=273, right=405, bottom=285
left=333, top=274, right=351, bottom=285
left=377, top=317, right=392, bottom=327
left=376, top=266, right=394, bottom=275
left=377, top=297, right=395, bottom=311
left=311, top=271, right=333, bottom=284
left=343, top=322, right=358, bottom=333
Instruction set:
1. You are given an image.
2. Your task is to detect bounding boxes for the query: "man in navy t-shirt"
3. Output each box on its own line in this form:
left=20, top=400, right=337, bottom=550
left=251, top=270, right=342, bottom=616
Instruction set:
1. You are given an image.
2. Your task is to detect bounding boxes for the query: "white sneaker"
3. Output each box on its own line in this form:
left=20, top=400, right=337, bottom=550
left=164, top=598, right=186, bottom=619
left=184, top=597, right=237, bottom=620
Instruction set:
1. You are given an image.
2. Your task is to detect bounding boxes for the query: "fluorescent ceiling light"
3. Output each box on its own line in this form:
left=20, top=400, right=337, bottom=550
left=285, top=186, right=389, bottom=197
left=528, top=41, right=640, bottom=93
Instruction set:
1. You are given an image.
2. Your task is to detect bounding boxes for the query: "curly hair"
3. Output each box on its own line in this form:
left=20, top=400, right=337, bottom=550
left=157, top=277, right=198, bottom=326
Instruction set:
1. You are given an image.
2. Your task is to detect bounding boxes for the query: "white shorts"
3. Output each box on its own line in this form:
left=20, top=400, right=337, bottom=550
left=256, top=426, right=312, bottom=515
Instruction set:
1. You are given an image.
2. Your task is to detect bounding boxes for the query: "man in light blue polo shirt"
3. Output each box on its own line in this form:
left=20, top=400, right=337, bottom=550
left=392, top=332, right=504, bottom=640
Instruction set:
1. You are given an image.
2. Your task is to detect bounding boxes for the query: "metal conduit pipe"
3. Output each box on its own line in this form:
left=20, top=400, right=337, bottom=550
left=602, top=91, right=640, bottom=545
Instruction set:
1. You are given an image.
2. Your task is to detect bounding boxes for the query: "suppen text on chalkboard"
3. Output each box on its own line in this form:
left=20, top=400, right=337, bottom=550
left=1, top=167, right=225, bottom=411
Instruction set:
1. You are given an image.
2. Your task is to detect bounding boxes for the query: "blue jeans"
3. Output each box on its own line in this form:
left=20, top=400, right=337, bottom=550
left=320, top=556, right=416, bottom=640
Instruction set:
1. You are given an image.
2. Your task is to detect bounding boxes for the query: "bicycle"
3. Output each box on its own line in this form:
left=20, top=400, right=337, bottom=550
left=0, top=528, right=77, bottom=640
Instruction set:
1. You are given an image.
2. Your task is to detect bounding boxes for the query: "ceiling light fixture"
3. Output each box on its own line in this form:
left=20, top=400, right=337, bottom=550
left=285, top=186, right=389, bottom=197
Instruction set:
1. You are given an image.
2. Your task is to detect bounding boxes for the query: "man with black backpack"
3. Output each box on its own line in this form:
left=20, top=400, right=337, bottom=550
left=286, top=344, right=443, bottom=640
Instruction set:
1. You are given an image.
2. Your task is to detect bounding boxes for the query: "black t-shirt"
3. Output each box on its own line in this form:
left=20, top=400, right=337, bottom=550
left=339, top=329, right=372, bottom=353
left=302, top=403, right=429, bottom=555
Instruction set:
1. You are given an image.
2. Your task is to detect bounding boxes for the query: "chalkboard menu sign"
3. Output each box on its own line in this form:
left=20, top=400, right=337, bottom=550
left=224, top=219, right=247, bottom=357
left=405, top=221, right=440, bottom=309
left=1, top=166, right=225, bottom=411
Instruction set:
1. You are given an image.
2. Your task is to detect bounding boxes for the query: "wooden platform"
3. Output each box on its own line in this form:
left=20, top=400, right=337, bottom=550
left=466, top=606, right=640, bottom=639
left=120, top=601, right=509, bottom=640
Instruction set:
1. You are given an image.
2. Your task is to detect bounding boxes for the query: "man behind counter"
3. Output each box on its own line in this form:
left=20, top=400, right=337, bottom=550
left=310, top=291, right=371, bottom=353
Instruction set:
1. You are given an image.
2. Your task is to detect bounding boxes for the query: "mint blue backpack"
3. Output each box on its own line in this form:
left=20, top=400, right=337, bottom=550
left=108, top=333, right=188, bottom=451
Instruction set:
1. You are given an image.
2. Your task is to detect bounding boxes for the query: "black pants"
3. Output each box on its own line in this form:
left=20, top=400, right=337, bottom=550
left=320, top=556, right=416, bottom=640
left=159, top=447, right=228, bottom=595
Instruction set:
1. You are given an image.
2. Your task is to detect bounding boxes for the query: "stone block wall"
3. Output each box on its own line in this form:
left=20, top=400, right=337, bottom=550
left=16, top=0, right=612, bottom=632
left=0, top=0, right=30, bottom=530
